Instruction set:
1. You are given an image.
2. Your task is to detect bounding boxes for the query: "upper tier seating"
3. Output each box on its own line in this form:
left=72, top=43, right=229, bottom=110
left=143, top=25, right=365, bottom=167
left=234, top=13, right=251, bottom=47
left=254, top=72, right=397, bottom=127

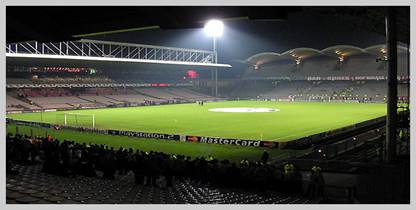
left=166, top=88, right=217, bottom=100
left=104, top=94, right=163, bottom=103
left=6, top=95, right=40, bottom=111
left=27, top=96, right=91, bottom=109
left=136, top=88, right=185, bottom=100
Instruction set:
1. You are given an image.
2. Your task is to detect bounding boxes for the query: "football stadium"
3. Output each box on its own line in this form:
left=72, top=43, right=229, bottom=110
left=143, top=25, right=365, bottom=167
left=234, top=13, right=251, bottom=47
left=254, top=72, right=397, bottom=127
left=5, top=6, right=410, bottom=204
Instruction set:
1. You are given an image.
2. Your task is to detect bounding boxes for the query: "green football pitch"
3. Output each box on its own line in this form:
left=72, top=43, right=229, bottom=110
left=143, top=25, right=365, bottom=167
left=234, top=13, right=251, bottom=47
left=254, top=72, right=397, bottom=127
left=7, top=100, right=387, bottom=142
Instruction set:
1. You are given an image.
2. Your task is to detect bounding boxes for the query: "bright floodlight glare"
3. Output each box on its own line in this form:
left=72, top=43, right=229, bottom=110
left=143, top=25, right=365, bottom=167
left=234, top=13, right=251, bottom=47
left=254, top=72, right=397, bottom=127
left=204, top=19, right=224, bottom=37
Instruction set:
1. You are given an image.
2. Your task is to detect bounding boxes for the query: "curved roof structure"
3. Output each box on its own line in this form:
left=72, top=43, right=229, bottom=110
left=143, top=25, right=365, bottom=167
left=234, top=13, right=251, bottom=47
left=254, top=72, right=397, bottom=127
left=321, top=45, right=365, bottom=57
left=364, top=44, right=409, bottom=56
left=280, top=47, right=322, bottom=60
left=246, top=44, right=409, bottom=66
left=246, top=52, right=281, bottom=66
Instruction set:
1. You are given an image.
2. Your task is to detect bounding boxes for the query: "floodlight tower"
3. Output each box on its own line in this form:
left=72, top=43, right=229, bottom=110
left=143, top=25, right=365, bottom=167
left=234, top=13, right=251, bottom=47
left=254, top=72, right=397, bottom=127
left=204, top=19, right=224, bottom=97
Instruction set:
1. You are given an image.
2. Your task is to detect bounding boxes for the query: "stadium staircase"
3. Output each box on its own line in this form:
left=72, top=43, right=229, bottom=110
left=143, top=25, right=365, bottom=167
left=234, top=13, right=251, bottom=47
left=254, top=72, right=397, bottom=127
left=6, top=93, right=43, bottom=110
left=6, top=164, right=318, bottom=204
left=9, top=96, right=40, bottom=110
left=132, top=89, right=164, bottom=100
left=64, top=103, right=75, bottom=108
left=161, top=88, right=185, bottom=99
left=76, top=96, right=96, bottom=103
left=77, top=96, right=108, bottom=107
left=272, top=121, right=409, bottom=204
left=30, top=103, right=44, bottom=110
left=11, top=95, right=43, bottom=110
left=180, top=88, right=215, bottom=98
left=103, top=95, right=124, bottom=103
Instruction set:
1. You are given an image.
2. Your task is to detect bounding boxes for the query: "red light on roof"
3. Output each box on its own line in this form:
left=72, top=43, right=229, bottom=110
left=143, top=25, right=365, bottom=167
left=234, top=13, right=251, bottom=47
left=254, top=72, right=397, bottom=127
left=187, top=70, right=198, bottom=79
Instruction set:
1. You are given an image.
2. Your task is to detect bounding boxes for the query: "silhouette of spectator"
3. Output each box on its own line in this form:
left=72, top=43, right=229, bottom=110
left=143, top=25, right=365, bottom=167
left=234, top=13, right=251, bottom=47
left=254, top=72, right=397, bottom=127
left=7, top=132, right=306, bottom=194
left=307, top=165, right=325, bottom=198
left=261, top=150, right=269, bottom=163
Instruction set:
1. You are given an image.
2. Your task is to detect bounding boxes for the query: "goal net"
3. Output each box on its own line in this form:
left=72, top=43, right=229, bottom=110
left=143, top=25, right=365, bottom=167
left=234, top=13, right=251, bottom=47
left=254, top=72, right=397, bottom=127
left=55, top=113, right=95, bottom=128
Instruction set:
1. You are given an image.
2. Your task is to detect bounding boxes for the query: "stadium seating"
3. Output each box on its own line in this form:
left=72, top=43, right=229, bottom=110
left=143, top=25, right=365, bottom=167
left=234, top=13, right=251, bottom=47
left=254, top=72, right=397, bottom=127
left=78, top=95, right=122, bottom=106
left=231, top=80, right=396, bottom=102
left=30, top=76, right=114, bottom=85
left=104, top=94, right=162, bottom=104
left=136, top=88, right=185, bottom=100
left=244, top=55, right=408, bottom=80
left=6, top=83, right=221, bottom=111
left=83, top=88, right=116, bottom=95
left=21, top=88, right=73, bottom=97
left=166, top=88, right=217, bottom=100
left=5, top=133, right=319, bottom=204
left=6, top=164, right=317, bottom=204
left=6, top=95, right=40, bottom=111
left=7, top=78, right=33, bottom=84
left=27, top=96, right=91, bottom=109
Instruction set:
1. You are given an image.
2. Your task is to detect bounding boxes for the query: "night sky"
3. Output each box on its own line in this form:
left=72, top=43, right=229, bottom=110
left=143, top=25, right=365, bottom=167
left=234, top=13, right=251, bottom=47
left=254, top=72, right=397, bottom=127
left=8, top=10, right=382, bottom=78
left=87, top=11, right=387, bottom=77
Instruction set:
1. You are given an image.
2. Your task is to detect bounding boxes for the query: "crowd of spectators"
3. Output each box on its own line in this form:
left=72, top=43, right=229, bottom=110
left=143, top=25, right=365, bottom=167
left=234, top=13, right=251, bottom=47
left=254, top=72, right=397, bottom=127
left=6, top=133, right=303, bottom=194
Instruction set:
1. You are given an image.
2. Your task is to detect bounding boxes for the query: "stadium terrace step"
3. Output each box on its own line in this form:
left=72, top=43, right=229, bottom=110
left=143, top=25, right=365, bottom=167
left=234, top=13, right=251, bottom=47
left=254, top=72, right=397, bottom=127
left=133, top=88, right=165, bottom=100
left=31, top=192, right=52, bottom=199
left=44, top=196, right=65, bottom=203
left=6, top=164, right=317, bottom=204
left=15, top=196, right=40, bottom=204
left=7, top=191, right=25, bottom=200
left=103, top=95, right=123, bottom=102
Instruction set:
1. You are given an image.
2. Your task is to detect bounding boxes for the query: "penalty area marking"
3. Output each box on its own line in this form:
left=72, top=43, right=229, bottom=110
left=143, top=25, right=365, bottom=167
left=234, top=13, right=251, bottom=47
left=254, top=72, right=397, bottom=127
left=208, top=107, right=280, bottom=113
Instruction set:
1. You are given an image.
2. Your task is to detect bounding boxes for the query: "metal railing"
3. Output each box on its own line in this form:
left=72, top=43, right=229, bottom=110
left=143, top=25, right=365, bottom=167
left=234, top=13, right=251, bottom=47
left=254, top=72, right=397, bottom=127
left=6, top=39, right=232, bottom=68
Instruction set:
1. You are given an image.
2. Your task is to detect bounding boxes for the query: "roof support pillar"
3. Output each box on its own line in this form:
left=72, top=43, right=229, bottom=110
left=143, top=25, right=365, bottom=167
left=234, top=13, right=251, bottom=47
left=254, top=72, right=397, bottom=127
left=385, top=7, right=398, bottom=163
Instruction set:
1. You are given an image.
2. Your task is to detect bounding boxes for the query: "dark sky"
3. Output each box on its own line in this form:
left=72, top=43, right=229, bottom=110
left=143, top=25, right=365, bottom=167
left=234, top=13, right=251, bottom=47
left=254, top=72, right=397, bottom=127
left=89, top=11, right=387, bottom=77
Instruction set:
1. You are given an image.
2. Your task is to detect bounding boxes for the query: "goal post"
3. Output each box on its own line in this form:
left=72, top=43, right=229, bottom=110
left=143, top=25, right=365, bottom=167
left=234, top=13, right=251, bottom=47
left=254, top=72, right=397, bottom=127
left=61, top=113, right=95, bottom=128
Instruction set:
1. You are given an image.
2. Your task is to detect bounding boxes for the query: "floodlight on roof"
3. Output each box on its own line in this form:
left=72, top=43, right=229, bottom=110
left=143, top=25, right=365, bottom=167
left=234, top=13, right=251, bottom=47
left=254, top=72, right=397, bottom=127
left=204, top=19, right=224, bottom=37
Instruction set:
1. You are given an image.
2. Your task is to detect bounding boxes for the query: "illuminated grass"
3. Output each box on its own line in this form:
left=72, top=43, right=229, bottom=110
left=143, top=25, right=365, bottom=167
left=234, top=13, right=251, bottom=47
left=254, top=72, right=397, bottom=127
left=7, top=100, right=387, bottom=142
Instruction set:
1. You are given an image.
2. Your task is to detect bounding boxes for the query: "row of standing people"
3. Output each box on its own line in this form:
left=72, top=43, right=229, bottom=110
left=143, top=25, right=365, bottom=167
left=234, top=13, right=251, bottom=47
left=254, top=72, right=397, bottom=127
left=7, top=133, right=307, bottom=194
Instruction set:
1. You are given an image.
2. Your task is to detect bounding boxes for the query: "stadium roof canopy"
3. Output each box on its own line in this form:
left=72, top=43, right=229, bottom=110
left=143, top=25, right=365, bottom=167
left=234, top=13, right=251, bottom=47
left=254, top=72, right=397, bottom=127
left=246, top=52, right=281, bottom=66
left=6, top=39, right=232, bottom=68
left=246, top=48, right=325, bottom=66
left=364, top=44, right=409, bottom=56
left=321, top=45, right=366, bottom=58
left=280, top=48, right=323, bottom=60
left=246, top=43, right=409, bottom=66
